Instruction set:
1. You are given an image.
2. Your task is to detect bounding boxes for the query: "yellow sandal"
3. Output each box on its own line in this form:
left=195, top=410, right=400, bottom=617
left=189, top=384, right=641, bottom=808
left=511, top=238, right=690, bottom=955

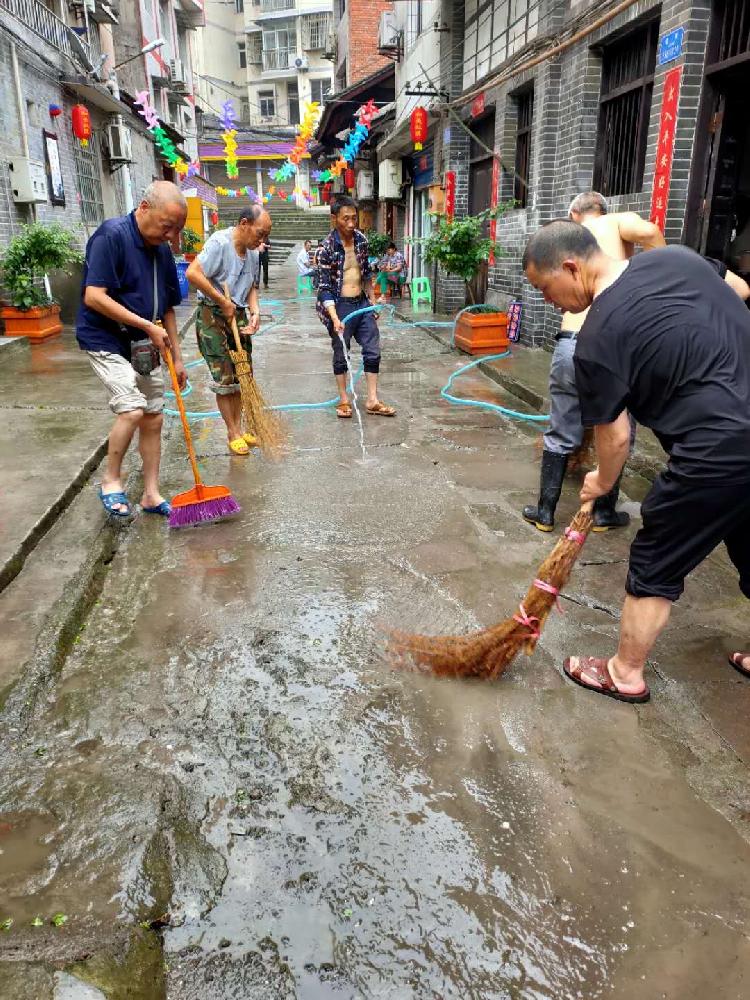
left=228, top=437, right=250, bottom=456
left=242, top=432, right=258, bottom=447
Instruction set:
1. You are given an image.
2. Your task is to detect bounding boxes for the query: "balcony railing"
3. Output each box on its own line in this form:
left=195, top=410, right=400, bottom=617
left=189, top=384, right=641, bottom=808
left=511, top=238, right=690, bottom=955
left=260, top=0, right=294, bottom=12
left=262, top=48, right=294, bottom=71
left=0, top=0, right=89, bottom=60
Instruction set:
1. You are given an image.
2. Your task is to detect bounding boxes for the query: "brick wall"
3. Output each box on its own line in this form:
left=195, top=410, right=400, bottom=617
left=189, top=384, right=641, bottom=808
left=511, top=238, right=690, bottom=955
left=346, top=0, right=394, bottom=86
left=448, top=0, right=713, bottom=346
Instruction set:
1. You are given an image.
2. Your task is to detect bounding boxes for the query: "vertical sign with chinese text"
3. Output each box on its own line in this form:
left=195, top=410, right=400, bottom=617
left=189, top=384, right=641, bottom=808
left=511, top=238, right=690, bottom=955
left=444, top=171, right=456, bottom=221
left=489, top=157, right=499, bottom=264
left=650, top=66, right=682, bottom=233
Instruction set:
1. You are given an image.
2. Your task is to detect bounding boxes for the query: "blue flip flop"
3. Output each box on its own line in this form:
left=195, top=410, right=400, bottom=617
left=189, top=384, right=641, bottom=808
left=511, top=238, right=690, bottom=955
left=142, top=500, right=172, bottom=516
left=99, top=488, right=131, bottom=518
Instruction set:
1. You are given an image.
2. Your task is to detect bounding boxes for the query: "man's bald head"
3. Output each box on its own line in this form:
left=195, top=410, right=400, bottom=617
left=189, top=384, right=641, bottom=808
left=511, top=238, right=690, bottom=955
left=523, top=220, right=602, bottom=314
left=236, top=203, right=272, bottom=250
left=568, top=191, right=607, bottom=221
left=136, top=181, right=188, bottom=246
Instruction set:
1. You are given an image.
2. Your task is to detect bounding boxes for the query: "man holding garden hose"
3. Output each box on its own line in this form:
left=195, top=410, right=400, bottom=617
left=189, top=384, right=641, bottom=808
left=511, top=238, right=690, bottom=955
left=316, top=196, right=396, bottom=419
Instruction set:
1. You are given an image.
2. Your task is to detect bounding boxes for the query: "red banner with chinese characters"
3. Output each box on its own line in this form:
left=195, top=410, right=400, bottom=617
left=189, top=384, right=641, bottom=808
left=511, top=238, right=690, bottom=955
left=650, top=66, right=682, bottom=233
left=444, top=171, right=455, bottom=221
left=489, top=157, right=499, bottom=265
left=470, top=93, right=485, bottom=119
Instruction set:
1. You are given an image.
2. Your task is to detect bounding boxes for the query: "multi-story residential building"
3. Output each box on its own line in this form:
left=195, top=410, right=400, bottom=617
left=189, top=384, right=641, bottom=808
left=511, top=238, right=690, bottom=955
left=194, top=0, right=334, bottom=205
left=332, top=0, right=393, bottom=91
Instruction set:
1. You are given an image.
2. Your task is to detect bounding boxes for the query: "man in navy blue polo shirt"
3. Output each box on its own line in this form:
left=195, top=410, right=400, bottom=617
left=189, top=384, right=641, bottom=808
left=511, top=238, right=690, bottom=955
left=77, top=180, right=188, bottom=518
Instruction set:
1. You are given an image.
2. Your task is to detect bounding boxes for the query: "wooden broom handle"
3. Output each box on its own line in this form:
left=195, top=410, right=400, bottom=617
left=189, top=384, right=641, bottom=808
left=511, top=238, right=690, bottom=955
left=223, top=282, right=244, bottom=352
left=164, top=346, right=203, bottom=488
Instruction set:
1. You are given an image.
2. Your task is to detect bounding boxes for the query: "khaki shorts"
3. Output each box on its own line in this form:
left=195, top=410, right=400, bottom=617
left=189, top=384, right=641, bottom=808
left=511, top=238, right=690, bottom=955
left=87, top=351, right=164, bottom=414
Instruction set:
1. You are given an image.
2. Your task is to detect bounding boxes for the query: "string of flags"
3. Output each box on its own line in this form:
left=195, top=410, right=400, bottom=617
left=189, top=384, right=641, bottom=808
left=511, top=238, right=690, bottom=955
left=133, top=91, right=200, bottom=178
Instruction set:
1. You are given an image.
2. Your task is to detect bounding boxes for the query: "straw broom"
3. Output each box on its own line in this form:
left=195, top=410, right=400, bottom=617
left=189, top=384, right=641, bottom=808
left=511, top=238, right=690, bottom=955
left=387, top=503, right=594, bottom=679
left=223, top=283, right=288, bottom=461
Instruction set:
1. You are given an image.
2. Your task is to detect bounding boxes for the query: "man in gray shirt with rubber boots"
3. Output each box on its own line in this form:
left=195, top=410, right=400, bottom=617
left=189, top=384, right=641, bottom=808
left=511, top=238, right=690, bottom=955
left=522, top=192, right=665, bottom=533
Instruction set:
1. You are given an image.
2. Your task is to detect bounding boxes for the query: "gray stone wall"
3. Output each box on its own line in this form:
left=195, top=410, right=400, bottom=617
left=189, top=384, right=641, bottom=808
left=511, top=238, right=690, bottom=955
left=452, top=0, right=712, bottom=346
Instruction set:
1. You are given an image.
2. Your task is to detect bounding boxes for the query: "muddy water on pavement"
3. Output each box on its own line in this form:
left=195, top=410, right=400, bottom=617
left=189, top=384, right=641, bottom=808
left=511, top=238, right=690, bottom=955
left=2, top=305, right=749, bottom=998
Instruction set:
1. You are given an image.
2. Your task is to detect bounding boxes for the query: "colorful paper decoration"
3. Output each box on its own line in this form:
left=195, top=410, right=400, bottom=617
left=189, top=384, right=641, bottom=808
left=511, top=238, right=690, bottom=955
left=316, top=98, right=378, bottom=182
left=270, top=101, right=322, bottom=183
left=219, top=100, right=239, bottom=179
left=410, top=107, right=428, bottom=151
left=71, top=104, right=91, bottom=147
left=133, top=91, right=200, bottom=177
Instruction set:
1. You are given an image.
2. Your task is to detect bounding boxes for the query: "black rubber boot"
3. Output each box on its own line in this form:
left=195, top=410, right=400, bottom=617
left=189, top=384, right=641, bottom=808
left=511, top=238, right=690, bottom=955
left=592, top=477, right=630, bottom=531
left=522, top=450, right=568, bottom=532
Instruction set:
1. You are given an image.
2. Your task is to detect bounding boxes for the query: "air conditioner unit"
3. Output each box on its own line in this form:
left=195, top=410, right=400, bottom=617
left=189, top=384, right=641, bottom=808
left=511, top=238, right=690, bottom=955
left=169, top=58, right=189, bottom=92
left=356, top=169, right=374, bottom=201
left=106, top=122, right=133, bottom=163
left=378, top=10, right=400, bottom=57
left=293, top=55, right=309, bottom=71
left=378, top=158, right=402, bottom=200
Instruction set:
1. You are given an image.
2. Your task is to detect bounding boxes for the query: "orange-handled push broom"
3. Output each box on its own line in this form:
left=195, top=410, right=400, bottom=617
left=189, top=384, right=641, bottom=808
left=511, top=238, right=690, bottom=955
left=164, top=346, right=241, bottom=528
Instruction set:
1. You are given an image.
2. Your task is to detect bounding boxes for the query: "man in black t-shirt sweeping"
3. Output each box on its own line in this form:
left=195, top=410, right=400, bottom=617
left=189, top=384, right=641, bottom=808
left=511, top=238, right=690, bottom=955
left=523, top=220, right=750, bottom=703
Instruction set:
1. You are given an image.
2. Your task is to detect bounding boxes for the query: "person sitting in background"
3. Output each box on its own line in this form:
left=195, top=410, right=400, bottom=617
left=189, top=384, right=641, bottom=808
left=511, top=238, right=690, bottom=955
left=375, top=243, right=407, bottom=298
left=296, top=239, right=314, bottom=277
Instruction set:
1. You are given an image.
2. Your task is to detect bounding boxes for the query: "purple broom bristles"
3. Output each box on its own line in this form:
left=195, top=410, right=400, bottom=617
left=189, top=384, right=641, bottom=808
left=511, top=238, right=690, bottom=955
left=168, top=495, right=241, bottom=529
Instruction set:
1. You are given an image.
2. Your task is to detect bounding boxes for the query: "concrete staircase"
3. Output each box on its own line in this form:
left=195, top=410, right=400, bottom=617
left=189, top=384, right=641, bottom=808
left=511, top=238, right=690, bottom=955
left=218, top=199, right=331, bottom=243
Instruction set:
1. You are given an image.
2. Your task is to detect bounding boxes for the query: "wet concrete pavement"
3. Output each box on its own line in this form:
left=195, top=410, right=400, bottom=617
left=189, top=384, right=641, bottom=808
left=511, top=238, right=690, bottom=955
left=1, top=266, right=749, bottom=999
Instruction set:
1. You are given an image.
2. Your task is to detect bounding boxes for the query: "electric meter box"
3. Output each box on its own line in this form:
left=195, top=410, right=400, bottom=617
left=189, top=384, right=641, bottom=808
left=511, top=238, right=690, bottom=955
left=9, top=157, right=47, bottom=203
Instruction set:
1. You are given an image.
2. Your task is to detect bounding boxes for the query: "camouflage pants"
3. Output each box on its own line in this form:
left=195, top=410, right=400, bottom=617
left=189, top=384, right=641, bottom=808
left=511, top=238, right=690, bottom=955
left=195, top=303, right=252, bottom=395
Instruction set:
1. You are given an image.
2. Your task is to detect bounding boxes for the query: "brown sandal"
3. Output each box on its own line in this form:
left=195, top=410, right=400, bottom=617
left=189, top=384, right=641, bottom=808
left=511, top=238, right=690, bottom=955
left=366, top=401, right=396, bottom=417
left=728, top=652, right=750, bottom=678
left=563, top=656, right=650, bottom=703
left=336, top=401, right=353, bottom=418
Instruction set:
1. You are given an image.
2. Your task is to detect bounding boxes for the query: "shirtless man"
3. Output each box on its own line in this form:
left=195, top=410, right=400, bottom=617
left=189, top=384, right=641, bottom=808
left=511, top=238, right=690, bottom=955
left=316, top=196, right=395, bottom=418
left=522, top=192, right=665, bottom=532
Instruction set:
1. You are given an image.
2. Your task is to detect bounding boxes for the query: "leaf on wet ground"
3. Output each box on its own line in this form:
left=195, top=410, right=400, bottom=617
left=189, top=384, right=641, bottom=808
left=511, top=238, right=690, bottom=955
left=30, top=916, right=44, bottom=927
left=51, top=913, right=68, bottom=927
left=0, top=918, right=13, bottom=931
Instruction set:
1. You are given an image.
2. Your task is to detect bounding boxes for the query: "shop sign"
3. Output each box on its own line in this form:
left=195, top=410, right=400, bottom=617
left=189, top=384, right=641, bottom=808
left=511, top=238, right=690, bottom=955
left=470, top=93, right=485, bottom=118
left=658, top=27, right=684, bottom=66
left=650, top=66, right=682, bottom=233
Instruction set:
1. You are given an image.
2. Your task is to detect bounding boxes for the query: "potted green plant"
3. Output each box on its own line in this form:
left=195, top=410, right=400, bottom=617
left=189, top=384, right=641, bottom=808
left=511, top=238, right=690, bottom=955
left=364, top=229, right=390, bottom=259
left=181, top=226, right=202, bottom=262
left=0, top=223, right=83, bottom=341
left=421, top=210, right=510, bottom=355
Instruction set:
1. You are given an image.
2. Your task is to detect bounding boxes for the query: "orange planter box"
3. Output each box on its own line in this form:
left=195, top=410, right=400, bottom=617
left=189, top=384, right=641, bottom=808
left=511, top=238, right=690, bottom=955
left=1, top=304, right=63, bottom=341
left=454, top=310, right=508, bottom=355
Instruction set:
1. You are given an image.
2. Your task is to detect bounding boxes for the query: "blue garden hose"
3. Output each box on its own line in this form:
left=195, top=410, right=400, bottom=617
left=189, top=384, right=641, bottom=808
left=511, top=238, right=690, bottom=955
left=164, top=300, right=549, bottom=424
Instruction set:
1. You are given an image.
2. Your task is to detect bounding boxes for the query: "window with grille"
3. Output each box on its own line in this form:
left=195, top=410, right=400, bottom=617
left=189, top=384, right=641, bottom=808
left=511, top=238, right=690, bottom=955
left=247, top=32, right=262, bottom=64
left=240, top=98, right=250, bottom=121
left=513, top=87, right=533, bottom=208
left=302, top=13, right=331, bottom=51
left=706, top=0, right=750, bottom=70
left=262, top=24, right=296, bottom=71
left=259, top=89, right=275, bottom=117
left=235, top=0, right=244, bottom=11
left=73, top=132, right=104, bottom=228
left=238, top=41, right=247, bottom=69
left=593, top=19, right=658, bottom=197
left=310, top=78, right=329, bottom=105
left=288, top=82, right=300, bottom=126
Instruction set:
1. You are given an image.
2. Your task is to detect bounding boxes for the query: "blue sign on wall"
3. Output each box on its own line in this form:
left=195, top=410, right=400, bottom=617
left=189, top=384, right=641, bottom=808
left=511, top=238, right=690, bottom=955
left=658, top=27, right=685, bottom=66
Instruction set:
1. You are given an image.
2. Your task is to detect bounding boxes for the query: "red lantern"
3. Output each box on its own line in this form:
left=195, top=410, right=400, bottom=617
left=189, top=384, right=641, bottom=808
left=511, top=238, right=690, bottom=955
left=321, top=183, right=332, bottom=204
left=71, top=104, right=92, bottom=147
left=210, top=210, right=219, bottom=225
left=410, top=107, right=428, bottom=152
left=344, top=168, right=355, bottom=190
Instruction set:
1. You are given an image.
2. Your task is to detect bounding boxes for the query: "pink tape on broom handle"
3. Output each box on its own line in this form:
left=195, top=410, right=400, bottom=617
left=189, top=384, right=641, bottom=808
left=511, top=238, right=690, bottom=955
left=565, top=528, right=586, bottom=545
left=533, top=578, right=564, bottom=614
left=513, top=603, right=540, bottom=639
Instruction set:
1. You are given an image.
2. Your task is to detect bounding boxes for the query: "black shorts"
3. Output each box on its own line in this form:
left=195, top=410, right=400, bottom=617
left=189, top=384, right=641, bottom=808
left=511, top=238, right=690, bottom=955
left=626, top=470, right=750, bottom=601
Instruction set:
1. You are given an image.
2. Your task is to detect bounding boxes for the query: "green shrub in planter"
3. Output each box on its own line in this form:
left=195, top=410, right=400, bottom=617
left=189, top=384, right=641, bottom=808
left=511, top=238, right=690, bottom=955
left=181, top=227, right=202, bottom=255
left=364, top=230, right=390, bottom=258
left=2, top=223, right=83, bottom=311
